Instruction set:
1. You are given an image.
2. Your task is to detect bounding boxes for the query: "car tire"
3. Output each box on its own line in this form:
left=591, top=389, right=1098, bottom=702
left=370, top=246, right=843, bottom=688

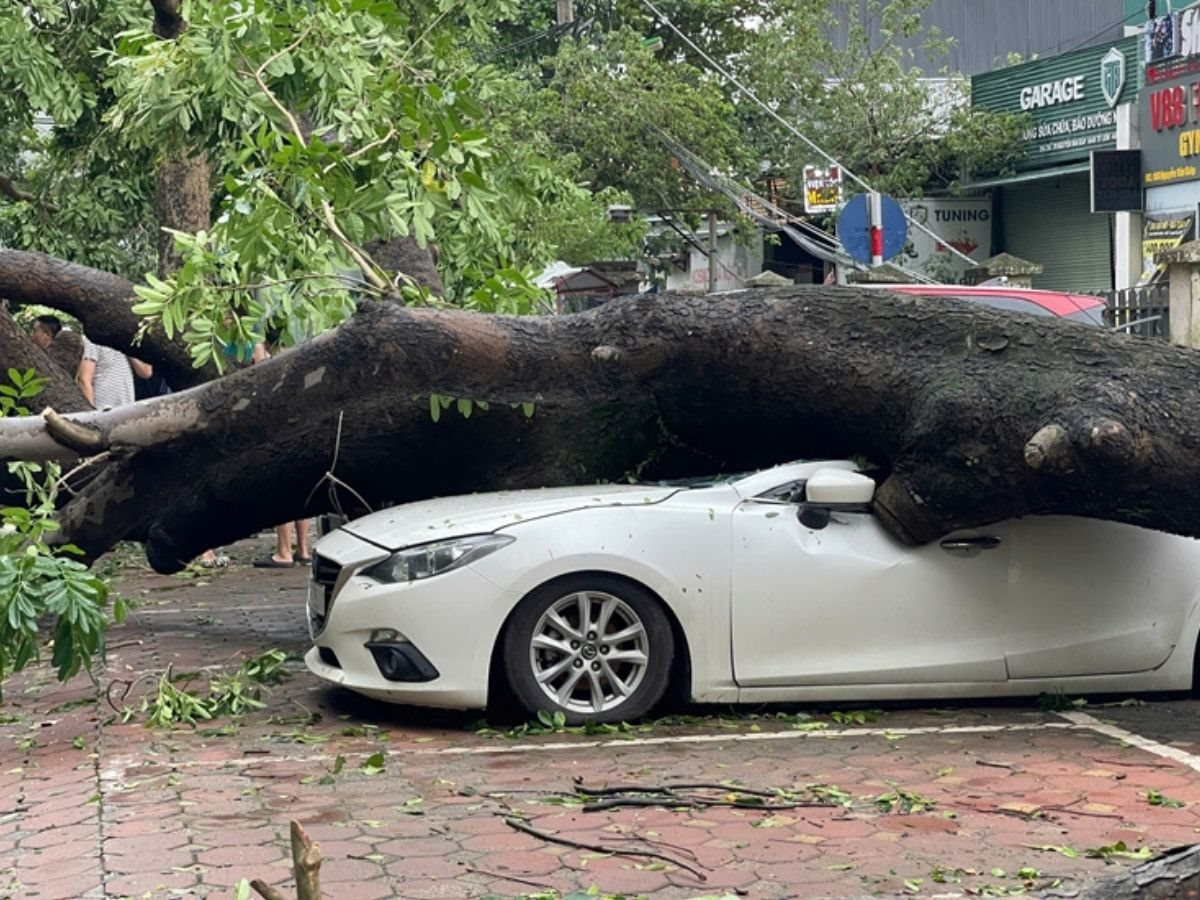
left=502, top=575, right=674, bottom=725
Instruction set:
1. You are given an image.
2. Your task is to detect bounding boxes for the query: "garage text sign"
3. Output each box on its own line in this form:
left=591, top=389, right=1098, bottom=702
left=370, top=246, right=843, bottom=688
left=972, top=38, right=1135, bottom=170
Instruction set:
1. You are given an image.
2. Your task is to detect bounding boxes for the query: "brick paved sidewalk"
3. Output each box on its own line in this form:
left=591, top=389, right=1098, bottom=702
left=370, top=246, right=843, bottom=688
left=3, top=544, right=1200, bottom=899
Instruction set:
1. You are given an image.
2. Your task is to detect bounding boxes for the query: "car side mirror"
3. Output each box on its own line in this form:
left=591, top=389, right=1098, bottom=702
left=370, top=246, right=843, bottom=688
left=797, top=505, right=832, bottom=529
left=796, top=469, right=876, bottom=531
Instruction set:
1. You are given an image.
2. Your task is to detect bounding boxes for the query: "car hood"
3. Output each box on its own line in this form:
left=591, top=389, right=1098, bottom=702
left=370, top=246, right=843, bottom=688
left=339, top=484, right=682, bottom=551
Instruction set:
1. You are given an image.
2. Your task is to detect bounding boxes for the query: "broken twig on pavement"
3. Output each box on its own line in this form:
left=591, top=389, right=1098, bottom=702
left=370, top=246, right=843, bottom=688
left=503, top=816, right=707, bottom=881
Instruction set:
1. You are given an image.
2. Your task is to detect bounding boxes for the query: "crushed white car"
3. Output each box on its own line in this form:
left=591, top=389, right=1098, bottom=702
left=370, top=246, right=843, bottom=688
left=305, top=461, right=1200, bottom=723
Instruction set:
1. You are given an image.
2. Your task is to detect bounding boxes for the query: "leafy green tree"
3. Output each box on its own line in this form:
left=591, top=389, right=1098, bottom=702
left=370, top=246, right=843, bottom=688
left=742, top=0, right=1027, bottom=198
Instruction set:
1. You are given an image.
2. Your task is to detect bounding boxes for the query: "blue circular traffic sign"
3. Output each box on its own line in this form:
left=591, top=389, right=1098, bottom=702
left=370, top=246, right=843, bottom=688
left=836, top=193, right=909, bottom=265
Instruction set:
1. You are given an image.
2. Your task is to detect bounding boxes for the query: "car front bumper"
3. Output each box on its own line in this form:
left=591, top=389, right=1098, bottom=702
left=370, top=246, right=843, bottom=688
left=305, top=529, right=515, bottom=710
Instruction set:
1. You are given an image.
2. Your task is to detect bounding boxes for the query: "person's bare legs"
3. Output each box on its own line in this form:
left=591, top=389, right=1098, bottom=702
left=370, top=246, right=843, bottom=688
left=274, top=522, right=295, bottom=563
left=253, top=522, right=297, bottom=567
left=295, top=519, right=311, bottom=562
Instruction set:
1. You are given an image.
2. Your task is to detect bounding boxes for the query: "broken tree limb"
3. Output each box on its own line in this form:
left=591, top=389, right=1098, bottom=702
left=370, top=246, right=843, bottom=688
left=0, top=306, right=88, bottom=414
left=290, top=820, right=321, bottom=900
left=0, top=249, right=215, bottom=389
left=503, top=816, right=707, bottom=881
left=4, top=286, right=1200, bottom=572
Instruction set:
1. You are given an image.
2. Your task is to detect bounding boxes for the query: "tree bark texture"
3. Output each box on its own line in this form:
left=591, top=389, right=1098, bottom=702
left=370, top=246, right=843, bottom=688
left=0, top=249, right=216, bottom=389
left=154, top=153, right=212, bottom=278
left=0, top=305, right=88, bottom=413
left=4, top=285, right=1200, bottom=573
left=1081, top=844, right=1200, bottom=898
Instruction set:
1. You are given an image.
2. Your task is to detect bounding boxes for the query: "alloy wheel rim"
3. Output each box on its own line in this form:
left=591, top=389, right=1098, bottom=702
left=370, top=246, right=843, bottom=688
left=529, top=590, right=650, bottom=714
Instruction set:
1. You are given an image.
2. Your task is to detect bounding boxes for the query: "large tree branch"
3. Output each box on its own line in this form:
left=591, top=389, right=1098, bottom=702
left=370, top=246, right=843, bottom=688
left=4, top=287, right=1200, bottom=573
left=0, top=250, right=216, bottom=389
left=0, top=173, right=59, bottom=214
left=0, top=306, right=88, bottom=413
left=149, top=0, right=186, bottom=39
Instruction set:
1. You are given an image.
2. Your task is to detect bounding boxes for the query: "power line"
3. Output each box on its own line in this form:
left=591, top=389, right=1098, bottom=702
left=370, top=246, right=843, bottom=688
left=638, top=0, right=978, bottom=268
left=1045, top=6, right=1144, bottom=59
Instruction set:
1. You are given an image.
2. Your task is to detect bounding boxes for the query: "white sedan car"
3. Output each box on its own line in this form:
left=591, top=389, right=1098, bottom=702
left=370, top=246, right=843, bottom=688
left=304, top=461, right=1200, bottom=723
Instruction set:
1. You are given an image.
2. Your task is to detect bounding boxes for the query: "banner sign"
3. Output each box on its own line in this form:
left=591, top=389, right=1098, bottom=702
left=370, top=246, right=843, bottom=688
left=1139, top=64, right=1200, bottom=186
left=1138, top=212, right=1195, bottom=284
left=803, top=165, right=842, bottom=214
left=972, top=38, right=1136, bottom=169
left=898, top=198, right=993, bottom=282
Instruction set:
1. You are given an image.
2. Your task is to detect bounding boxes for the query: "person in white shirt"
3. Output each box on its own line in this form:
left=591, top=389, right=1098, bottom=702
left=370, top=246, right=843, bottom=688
left=77, top=337, right=151, bottom=409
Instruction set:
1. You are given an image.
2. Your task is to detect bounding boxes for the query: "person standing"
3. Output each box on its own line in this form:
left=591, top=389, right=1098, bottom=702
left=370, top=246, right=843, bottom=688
left=77, top=336, right=150, bottom=410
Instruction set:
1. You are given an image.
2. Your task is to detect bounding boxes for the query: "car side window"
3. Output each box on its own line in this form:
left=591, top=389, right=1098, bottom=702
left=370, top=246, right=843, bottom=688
left=756, top=480, right=806, bottom=503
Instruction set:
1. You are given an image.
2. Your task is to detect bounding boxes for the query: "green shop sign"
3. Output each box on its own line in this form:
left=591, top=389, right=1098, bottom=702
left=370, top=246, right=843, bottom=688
left=972, top=37, right=1139, bottom=169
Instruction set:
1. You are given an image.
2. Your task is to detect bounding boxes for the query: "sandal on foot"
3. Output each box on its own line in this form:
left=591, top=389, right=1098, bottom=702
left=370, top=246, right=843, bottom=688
left=253, top=557, right=295, bottom=569
left=196, top=555, right=229, bottom=569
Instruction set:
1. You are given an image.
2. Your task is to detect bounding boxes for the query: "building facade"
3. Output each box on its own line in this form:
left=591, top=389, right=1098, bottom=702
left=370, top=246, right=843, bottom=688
left=970, top=37, right=1141, bottom=292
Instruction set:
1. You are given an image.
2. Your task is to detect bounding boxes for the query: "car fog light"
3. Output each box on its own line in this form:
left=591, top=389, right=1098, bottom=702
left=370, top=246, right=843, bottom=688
left=364, top=635, right=440, bottom=683
left=370, top=628, right=405, bottom=643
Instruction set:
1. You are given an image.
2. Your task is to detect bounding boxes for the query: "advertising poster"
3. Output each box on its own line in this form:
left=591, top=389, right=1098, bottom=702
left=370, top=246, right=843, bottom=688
left=898, top=198, right=993, bottom=282
left=1146, top=14, right=1180, bottom=63
left=1138, top=212, right=1195, bottom=284
left=803, top=165, right=842, bottom=214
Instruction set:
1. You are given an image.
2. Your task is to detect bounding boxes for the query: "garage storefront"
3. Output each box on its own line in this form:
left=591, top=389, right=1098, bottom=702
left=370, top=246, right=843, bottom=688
left=971, top=36, right=1138, bottom=292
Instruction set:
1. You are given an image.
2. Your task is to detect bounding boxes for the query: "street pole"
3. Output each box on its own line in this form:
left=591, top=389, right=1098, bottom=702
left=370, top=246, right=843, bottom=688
left=708, top=210, right=718, bottom=292
left=557, top=0, right=575, bottom=25
left=868, top=191, right=884, bottom=267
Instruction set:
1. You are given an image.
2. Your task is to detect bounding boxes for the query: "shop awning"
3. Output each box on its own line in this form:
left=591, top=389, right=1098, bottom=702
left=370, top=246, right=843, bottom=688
left=959, top=161, right=1092, bottom=191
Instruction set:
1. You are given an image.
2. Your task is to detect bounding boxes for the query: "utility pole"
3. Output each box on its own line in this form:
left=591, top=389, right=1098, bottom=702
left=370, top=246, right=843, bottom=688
left=708, top=211, right=718, bottom=293
left=557, top=0, right=575, bottom=25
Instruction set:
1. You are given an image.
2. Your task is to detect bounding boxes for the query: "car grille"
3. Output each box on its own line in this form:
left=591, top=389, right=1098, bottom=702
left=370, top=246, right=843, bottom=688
left=309, top=553, right=343, bottom=636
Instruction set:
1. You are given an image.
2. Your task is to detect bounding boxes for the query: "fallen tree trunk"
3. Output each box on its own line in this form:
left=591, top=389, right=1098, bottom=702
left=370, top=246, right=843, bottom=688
left=3, top=284, right=1200, bottom=573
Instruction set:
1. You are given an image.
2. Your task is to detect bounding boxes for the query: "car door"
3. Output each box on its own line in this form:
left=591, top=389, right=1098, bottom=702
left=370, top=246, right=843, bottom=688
left=1004, top=517, right=1200, bottom=678
left=730, top=498, right=1008, bottom=687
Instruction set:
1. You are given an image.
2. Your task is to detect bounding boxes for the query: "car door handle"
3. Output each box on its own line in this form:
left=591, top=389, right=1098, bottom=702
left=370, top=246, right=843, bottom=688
left=940, top=536, right=1002, bottom=556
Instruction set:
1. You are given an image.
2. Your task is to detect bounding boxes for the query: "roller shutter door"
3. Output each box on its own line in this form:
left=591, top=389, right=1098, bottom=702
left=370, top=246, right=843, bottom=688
left=1000, top=174, right=1112, bottom=292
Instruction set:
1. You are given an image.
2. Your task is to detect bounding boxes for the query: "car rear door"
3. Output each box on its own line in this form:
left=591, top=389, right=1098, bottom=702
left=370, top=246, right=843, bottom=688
left=729, top=498, right=1008, bottom=687
left=1004, top=517, right=1199, bottom=678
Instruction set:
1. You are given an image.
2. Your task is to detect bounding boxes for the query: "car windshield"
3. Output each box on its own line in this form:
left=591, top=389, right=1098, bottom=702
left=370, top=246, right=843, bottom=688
left=648, top=472, right=752, bottom=488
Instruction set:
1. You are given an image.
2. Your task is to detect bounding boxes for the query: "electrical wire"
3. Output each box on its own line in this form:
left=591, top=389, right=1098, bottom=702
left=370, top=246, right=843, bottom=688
left=639, top=0, right=978, bottom=268
left=1042, top=6, right=1145, bottom=59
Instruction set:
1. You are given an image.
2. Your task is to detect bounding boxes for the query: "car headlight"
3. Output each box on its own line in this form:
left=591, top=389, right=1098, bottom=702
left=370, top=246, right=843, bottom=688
left=364, top=534, right=514, bottom=584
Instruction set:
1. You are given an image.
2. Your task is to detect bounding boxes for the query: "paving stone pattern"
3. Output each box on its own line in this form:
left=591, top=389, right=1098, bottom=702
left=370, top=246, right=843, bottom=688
left=3, top=546, right=1200, bottom=898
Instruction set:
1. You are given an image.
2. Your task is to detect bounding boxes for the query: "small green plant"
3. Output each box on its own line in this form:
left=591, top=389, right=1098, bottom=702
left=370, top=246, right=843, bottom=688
left=1, top=371, right=123, bottom=701
left=831, top=708, right=881, bottom=725
left=1145, top=789, right=1186, bottom=808
left=873, top=786, right=935, bottom=814
left=1036, top=689, right=1086, bottom=711
left=124, top=650, right=293, bottom=727
left=0, top=368, right=45, bottom=417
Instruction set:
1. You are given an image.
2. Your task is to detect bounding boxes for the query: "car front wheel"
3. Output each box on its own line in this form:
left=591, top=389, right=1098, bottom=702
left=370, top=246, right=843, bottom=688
left=502, top=575, right=674, bottom=724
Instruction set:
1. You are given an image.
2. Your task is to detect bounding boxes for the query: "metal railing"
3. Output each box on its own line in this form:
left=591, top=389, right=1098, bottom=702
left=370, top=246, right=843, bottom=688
left=1098, top=283, right=1169, bottom=339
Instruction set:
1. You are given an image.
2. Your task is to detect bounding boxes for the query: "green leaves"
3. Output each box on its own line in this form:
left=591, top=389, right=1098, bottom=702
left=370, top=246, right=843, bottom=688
left=123, top=649, right=294, bottom=728
left=0, top=372, right=118, bottom=700
left=360, top=751, right=386, bottom=776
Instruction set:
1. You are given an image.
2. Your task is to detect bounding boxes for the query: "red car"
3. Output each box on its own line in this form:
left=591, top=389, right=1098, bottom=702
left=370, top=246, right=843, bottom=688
left=880, top=284, right=1107, bottom=327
